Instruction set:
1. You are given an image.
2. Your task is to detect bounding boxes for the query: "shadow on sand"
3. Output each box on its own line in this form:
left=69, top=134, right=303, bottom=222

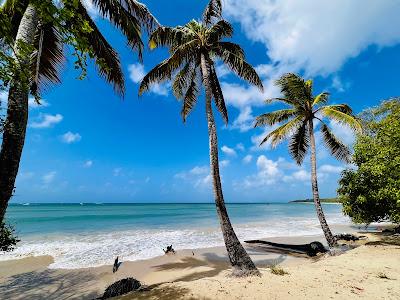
left=0, top=269, right=99, bottom=300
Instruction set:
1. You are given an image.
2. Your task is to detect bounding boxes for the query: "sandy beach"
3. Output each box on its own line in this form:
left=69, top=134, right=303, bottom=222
left=1, top=232, right=399, bottom=300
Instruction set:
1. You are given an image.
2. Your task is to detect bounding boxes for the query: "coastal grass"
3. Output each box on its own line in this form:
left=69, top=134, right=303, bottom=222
left=270, top=266, right=289, bottom=276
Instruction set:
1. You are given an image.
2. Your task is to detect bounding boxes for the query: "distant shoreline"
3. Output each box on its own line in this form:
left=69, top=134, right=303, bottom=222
left=290, top=198, right=341, bottom=204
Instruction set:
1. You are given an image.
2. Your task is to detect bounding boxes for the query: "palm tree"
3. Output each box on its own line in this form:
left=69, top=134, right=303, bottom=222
left=254, top=73, right=361, bottom=248
left=139, top=0, right=263, bottom=276
left=0, top=0, right=158, bottom=222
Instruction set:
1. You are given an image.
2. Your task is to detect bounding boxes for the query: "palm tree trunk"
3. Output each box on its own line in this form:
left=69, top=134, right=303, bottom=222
left=0, top=5, right=39, bottom=222
left=308, top=119, right=336, bottom=248
left=200, top=53, right=259, bottom=276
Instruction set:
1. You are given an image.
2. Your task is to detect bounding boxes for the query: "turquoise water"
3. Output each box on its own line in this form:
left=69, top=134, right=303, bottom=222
left=2, top=203, right=349, bottom=268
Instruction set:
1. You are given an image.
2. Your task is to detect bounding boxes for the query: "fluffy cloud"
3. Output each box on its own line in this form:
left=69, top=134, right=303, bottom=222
left=82, top=0, right=99, bottom=18
left=242, top=154, right=253, bottom=164
left=61, top=131, right=82, bottom=144
left=225, top=0, right=400, bottom=76
left=128, top=63, right=169, bottom=96
left=175, top=165, right=211, bottom=190
left=239, top=155, right=313, bottom=189
left=221, top=145, right=237, bottom=156
left=30, top=114, right=63, bottom=128
left=220, top=160, right=230, bottom=168
left=318, top=164, right=344, bottom=174
left=42, top=171, right=56, bottom=185
left=83, top=160, right=93, bottom=168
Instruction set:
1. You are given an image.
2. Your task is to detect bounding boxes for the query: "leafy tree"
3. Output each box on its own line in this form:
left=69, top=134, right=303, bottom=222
left=0, top=0, right=158, bottom=222
left=139, top=0, right=263, bottom=276
left=338, top=99, right=400, bottom=224
left=0, top=221, right=20, bottom=252
left=255, top=73, right=361, bottom=247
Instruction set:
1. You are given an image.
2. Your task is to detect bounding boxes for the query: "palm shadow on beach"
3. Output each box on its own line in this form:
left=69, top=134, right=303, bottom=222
left=0, top=269, right=99, bottom=300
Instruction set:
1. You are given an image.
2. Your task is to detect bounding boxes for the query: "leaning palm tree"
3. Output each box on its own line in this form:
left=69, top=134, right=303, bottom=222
left=255, top=73, right=361, bottom=248
left=139, top=0, right=263, bottom=276
left=0, top=0, right=158, bottom=222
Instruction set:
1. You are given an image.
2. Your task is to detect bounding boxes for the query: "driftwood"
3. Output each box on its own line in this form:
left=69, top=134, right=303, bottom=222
left=100, top=278, right=141, bottom=299
left=334, top=233, right=366, bottom=241
left=245, top=240, right=327, bottom=257
left=163, top=245, right=175, bottom=254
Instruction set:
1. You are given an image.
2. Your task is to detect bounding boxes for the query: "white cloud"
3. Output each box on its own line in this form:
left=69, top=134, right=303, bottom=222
left=318, top=164, right=344, bottom=174
left=28, top=97, right=49, bottom=109
left=225, top=0, right=400, bottom=76
left=83, top=160, right=93, bottom=168
left=42, top=171, right=56, bottom=185
left=82, top=0, right=99, bottom=18
left=328, top=120, right=356, bottom=146
left=220, top=159, right=230, bottom=168
left=128, top=63, right=146, bottom=83
left=113, top=168, right=122, bottom=177
left=30, top=114, right=63, bottom=128
left=331, top=76, right=349, bottom=93
left=250, top=125, right=279, bottom=151
left=242, top=154, right=253, bottom=164
left=239, top=155, right=312, bottom=189
left=175, top=165, right=212, bottom=190
left=228, top=106, right=255, bottom=132
left=215, top=64, right=231, bottom=78
left=128, top=63, right=169, bottom=96
left=236, top=143, right=245, bottom=152
left=221, top=145, right=237, bottom=156
left=61, top=131, right=82, bottom=144
left=242, top=155, right=281, bottom=187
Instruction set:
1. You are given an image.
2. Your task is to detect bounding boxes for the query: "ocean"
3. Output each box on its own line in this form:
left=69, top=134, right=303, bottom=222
left=1, top=203, right=350, bottom=269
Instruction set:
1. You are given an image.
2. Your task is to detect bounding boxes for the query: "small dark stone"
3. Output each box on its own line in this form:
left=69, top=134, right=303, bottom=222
left=101, top=278, right=141, bottom=299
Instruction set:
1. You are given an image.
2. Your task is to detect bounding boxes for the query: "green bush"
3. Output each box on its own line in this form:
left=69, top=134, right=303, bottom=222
left=338, top=99, right=400, bottom=224
left=0, top=222, right=20, bottom=252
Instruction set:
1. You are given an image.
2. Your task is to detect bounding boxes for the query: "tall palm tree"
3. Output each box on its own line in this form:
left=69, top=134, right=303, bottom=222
left=254, top=73, right=361, bottom=248
left=139, top=0, right=263, bottom=276
left=0, top=0, right=158, bottom=222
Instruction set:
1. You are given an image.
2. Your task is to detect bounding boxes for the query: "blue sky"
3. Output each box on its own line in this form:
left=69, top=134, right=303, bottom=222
left=3, top=0, right=400, bottom=203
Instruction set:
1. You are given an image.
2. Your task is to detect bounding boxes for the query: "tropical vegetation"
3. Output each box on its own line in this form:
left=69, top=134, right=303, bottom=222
left=139, top=0, right=263, bottom=276
left=338, top=99, right=400, bottom=224
left=0, top=221, right=19, bottom=251
left=0, top=0, right=158, bottom=223
left=254, top=73, right=362, bottom=247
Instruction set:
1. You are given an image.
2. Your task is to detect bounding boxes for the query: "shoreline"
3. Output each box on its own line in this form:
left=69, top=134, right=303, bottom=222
left=0, top=230, right=380, bottom=300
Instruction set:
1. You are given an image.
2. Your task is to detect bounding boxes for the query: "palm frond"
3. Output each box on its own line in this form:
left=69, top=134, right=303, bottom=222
left=203, top=0, right=222, bottom=25
left=91, top=0, right=145, bottom=60
left=214, top=43, right=263, bottom=90
left=172, top=62, right=193, bottom=99
left=320, top=106, right=362, bottom=132
left=254, top=108, right=297, bottom=127
left=207, top=20, right=233, bottom=42
left=77, top=3, right=125, bottom=96
left=149, top=26, right=188, bottom=50
left=275, top=73, right=310, bottom=108
left=139, top=41, right=199, bottom=95
left=312, top=92, right=330, bottom=106
left=122, top=0, right=159, bottom=33
left=321, top=123, right=351, bottom=163
left=289, top=122, right=310, bottom=165
left=209, top=63, right=228, bottom=123
left=260, top=116, right=303, bottom=148
left=30, top=23, right=64, bottom=94
left=181, top=68, right=200, bottom=122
